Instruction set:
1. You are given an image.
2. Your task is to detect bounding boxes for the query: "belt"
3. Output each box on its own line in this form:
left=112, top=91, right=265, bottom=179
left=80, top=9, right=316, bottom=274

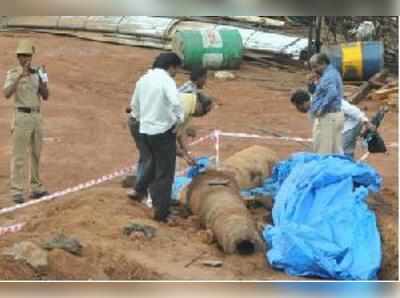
left=324, top=110, right=340, bottom=114
left=17, top=107, right=40, bottom=113
left=321, top=111, right=340, bottom=116
left=321, top=106, right=341, bottom=115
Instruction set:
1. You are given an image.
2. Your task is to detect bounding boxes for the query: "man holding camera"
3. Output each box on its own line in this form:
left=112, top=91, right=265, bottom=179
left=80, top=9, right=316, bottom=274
left=3, top=39, right=49, bottom=204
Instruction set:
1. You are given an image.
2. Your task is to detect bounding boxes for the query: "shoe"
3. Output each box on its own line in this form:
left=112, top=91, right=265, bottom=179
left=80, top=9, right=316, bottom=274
left=30, top=190, right=50, bottom=199
left=164, top=215, right=180, bottom=227
left=169, top=207, right=182, bottom=216
left=170, top=199, right=180, bottom=207
left=12, top=194, right=24, bottom=204
left=155, top=214, right=180, bottom=226
left=127, top=189, right=146, bottom=202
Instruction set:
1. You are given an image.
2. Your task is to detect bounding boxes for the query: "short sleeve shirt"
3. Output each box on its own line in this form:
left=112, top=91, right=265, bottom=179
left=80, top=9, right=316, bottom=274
left=178, top=81, right=198, bottom=94
left=176, top=93, right=197, bottom=137
left=3, top=66, right=41, bottom=108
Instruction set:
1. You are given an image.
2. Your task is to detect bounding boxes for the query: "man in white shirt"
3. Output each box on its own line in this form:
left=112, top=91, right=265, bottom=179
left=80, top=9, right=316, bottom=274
left=290, top=89, right=374, bottom=159
left=340, top=100, right=370, bottom=158
left=129, top=52, right=184, bottom=223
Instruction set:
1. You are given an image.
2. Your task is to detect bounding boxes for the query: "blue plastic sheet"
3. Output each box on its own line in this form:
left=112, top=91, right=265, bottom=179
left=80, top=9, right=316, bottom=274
left=242, top=153, right=380, bottom=199
left=171, top=157, right=210, bottom=201
left=261, top=152, right=382, bottom=280
left=186, top=157, right=210, bottom=178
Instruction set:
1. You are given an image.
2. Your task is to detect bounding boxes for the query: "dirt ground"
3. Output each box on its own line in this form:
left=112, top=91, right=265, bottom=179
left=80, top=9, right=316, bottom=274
left=0, top=32, right=397, bottom=280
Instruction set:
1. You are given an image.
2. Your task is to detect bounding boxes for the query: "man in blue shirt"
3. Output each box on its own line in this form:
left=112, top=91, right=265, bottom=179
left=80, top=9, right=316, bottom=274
left=308, top=53, right=345, bottom=154
left=290, top=89, right=374, bottom=159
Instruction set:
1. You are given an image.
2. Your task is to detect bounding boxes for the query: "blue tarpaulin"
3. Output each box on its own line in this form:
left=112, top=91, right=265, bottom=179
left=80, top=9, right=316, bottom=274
left=261, top=153, right=382, bottom=280
left=171, top=157, right=211, bottom=201
left=171, top=153, right=382, bottom=280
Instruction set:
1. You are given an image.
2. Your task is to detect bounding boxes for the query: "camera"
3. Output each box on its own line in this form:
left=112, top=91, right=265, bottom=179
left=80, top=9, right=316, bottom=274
left=37, top=66, right=48, bottom=83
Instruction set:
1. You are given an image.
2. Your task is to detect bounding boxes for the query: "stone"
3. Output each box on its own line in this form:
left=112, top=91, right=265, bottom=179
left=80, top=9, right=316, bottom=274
left=198, top=229, right=215, bottom=245
left=43, top=233, right=83, bottom=256
left=123, top=219, right=158, bottom=239
left=214, top=71, right=236, bottom=80
left=2, top=241, right=48, bottom=269
left=201, top=260, right=223, bottom=267
left=121, top=175, right=136, bottom=188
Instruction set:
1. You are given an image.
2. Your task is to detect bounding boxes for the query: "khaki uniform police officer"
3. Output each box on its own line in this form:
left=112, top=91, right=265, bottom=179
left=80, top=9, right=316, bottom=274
left=3, top=39, right=49, bottom=204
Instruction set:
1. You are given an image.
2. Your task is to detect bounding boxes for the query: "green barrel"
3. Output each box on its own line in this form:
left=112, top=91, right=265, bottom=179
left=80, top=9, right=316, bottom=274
left=322, top=41, right=384, bottom=81
left=172, top=29, right=243, bottom=70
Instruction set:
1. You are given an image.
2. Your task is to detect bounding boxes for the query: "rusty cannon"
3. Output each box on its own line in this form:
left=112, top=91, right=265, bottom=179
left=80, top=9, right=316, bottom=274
left=180, top=145, right=279, bottom=255
left=219, top=145, right=279, bottom=189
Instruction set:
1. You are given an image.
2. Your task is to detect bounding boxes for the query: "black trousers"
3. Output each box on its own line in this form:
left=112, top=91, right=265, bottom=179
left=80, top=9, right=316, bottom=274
left=128, top=117, right=151, bottom=195
left=139, top=127, right=177, bottom=221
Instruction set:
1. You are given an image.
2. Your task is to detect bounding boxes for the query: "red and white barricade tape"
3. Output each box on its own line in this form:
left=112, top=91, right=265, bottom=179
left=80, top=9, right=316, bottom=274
left=218, top=131, right=313, bottom=143
left=0, top=166, right=135, bottom=216
left=0, top=222, right=26, bottom=237
left=214, top=130, right=221, bottom=168
left=0, top=130, right=396, bottom=237
left=188, top=132, right=215, bottom=146
left=218, top=131, right=398, bottom=149
left=0, top=133, right=215, bottom=219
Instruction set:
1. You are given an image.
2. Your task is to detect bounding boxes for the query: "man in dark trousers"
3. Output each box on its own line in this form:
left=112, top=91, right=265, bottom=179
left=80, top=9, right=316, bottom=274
left=130, top=53, right=184, bottom=223
left=125, top=56, right=168, bottom=199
